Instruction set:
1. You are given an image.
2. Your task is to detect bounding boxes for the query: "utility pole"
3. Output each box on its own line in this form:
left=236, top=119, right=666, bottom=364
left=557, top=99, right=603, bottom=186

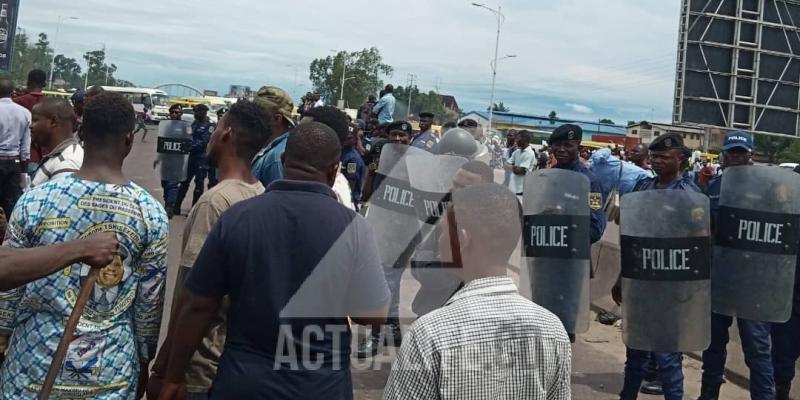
left=407, top=73, right=416, bottom=119
left=104, top=44, right=109, bottom=86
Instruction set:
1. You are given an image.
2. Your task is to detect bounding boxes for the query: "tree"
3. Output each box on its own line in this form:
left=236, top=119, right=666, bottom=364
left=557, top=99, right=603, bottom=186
left=548, top=110, right=558, bottom=124
left=53, top=54, right=82, bottom=89
left=599, top=118, right=615, bottom=124
left=778, top=138, right=800, bottom=164
left=392, top=86, right=452, bottom=124
left=627, top=120, right=637, bottom=126
left=308, top=47, right=393, bottom=108
left=488, top=102, right=510, bottom=112
left=754, top=134, right=792, bottom=164
left=83, top=49, right=122, bottom=87
left=0, top=30, right=52, bottom=84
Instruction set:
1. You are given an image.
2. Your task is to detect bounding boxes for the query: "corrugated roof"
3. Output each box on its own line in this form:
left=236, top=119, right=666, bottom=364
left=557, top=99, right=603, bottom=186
left=465, top=111, right=627, bottom=136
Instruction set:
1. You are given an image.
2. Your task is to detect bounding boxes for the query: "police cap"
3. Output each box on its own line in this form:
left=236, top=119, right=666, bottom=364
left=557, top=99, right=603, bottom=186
left=387, top=120, right=413, bottom=134
left=648, top=133, right=686, bottom=152
left=549, top=124, right=582, bottom=144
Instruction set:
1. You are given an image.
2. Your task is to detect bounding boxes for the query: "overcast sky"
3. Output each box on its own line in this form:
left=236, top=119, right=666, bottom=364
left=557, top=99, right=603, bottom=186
left=17, top=0, right=681, bottom=123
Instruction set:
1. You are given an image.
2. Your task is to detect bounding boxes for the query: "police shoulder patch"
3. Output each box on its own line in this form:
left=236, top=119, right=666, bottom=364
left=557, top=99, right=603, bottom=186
left=589, top=192, right=602, bottom=210
left=426, top=140, right=434, bottom=148
left=346, top=162, right=357, bottom=174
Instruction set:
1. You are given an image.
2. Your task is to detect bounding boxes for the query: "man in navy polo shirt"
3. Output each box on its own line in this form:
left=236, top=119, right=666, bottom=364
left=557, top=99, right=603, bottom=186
left=158, top=122, right=390, bottom=400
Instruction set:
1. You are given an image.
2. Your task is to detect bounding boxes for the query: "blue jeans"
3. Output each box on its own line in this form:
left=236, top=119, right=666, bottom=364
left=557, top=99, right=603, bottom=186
left=161, top=180, right=181, bottom=208
left=702, top=313, right=774, bottom=399
left=621, top=348, right=683, bottom=400
left=772, top=282, right=800, bottom=387
left=176, top=154, right=209, bottom=208
left=187, top=392, right=209, bottom=400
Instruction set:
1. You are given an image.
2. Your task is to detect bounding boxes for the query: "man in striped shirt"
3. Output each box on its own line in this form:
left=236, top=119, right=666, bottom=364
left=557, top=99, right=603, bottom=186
left=384, top=183, right=572, bottom=400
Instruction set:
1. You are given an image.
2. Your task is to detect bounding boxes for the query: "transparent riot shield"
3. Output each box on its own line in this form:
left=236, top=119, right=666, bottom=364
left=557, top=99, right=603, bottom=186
left=523, top=168, right=591, bottom=335
left=406, top=154, right=469, bottom=316
left=157, top=120, right=191, bottom=182
left=364, top=143, right=428, bottom=269
left=620, top=189, right=711, bottom=352
left=712, top=165, right=800, bottom=322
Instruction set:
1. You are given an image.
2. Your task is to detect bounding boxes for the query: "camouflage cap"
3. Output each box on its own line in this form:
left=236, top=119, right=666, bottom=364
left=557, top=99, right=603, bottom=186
left=255, top=86, right=295, bottom=126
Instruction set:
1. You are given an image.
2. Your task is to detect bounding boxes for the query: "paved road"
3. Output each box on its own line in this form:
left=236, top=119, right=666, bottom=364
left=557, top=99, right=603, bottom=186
left=125, top=127, right=758, bottom=399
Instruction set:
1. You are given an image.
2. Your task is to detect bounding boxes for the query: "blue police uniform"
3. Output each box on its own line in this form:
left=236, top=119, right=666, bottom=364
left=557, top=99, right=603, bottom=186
left=340, top=145, right=366, bottom=209
left=621, top=174, right=699, bottom=400
left=410, top=130, right=439, bottom=153
left=555, top=160, right=607, bottom=243
left=176, top=119, right=214, bottom=210
left=771, top=252, right=800, bottom=395
left=698, top=173, right=775, bottom=400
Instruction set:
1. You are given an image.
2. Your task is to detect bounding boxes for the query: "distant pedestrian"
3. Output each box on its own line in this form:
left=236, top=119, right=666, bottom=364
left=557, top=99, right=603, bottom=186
left=12, top=70, right=46, bottom=173
left=0, top=79, right=31, bottom=218
left=372, top=84, right=396, bottom=125
left=505, top=130, right=535, bottom=195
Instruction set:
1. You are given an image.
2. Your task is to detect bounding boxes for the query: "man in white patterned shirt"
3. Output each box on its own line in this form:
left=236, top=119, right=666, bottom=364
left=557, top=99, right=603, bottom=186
left=383, top=183, right=572, bottom=400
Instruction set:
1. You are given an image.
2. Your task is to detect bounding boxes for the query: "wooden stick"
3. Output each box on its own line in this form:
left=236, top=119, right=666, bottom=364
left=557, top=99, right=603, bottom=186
left=38, top=268, right=99, bottom=400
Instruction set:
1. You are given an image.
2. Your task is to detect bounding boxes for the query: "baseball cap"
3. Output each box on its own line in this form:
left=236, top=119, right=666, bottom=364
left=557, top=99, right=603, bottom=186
left=722, top=131, right=753, bottom=151
left=255, top=86, right=295, bottom=126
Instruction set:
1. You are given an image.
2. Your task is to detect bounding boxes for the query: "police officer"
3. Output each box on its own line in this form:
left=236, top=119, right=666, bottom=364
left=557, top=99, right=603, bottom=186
left=696, top=131, right=774, bottom=400
left=410, top=112, right=439, bottom=152
left=175, top=104, right=215, bottom=213
left=357, top=120, right=415, bottom=357
left=772, top=166, right=800, bottom=400
left=362, top=121, right=412, bottom=202
left=160, top=104, right=185, bottom=218
left=549, top=124, right=606, bottom=243
left=341, top=124, right=366, bottom=210
left=616, top=133, right=699, bottom=400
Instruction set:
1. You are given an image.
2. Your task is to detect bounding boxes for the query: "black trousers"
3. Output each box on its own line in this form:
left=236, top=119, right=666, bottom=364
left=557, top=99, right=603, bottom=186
left=0, top=159, right=22, bottom=218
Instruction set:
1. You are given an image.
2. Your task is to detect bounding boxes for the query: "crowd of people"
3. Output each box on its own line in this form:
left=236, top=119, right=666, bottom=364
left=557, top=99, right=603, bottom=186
left=0, top=67, right=798, bottom=400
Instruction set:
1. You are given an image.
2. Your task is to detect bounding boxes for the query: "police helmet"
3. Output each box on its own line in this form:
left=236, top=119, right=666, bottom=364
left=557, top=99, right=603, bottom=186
left=437, top=128, right=483, bottom=159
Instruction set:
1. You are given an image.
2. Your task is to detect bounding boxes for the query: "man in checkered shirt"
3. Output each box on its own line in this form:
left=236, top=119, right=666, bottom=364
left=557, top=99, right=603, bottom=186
left=383, top=183, right=572, bottom=400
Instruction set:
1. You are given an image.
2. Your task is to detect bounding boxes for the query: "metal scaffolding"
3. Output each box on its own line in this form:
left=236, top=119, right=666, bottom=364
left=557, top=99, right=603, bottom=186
left=674, top=0, right=800, bottom=137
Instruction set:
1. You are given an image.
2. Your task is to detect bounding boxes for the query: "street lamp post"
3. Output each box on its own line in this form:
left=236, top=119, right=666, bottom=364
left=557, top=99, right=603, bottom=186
left=331, top=50, right=350, bottom=108
left=472, top=3, right=504, bottom=134
left=48, top=16, right=79, bottom=90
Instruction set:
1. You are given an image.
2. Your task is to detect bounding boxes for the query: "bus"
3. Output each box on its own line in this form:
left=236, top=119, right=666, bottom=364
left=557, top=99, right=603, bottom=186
left=101, top=86, right=170, bottom=122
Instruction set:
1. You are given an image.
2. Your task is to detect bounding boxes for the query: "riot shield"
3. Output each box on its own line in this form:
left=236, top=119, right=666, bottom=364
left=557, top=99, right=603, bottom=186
left=620, top=189, right=711, bottom=352
left=711, top=165, right=800, bottom=322
left=406, top=154, right=469, bottom=316
left=365, top=143, right=428, bottom=269
left=157, top=120, right=191, bottom=182
left=523, top=169, right=591, bottom=335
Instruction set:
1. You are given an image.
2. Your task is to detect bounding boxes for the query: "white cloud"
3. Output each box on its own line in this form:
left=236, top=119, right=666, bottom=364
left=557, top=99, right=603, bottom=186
left=566, top=103, right=594, bottom=114
left=15, top=0, right=681, bottom=122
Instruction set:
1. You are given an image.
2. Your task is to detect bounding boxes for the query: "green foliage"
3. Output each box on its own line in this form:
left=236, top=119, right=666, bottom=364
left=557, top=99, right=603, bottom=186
left=392, top=86, right=455, bottom=124
left=754, top=134, right=792, bottom=164
left=599, top=118, right=614, bottom=124
left=548, top=110, right=557, bottom=124
left=0, top=29, right=133, bottom=88
left=777, top=137, right=800, bottom=164
left=488, top=102, right=509, bottom=112
left=308, top=47, right=393, bottom=108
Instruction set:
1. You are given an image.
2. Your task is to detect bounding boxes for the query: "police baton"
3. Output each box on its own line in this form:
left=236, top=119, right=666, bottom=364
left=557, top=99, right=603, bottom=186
left=38, top=267, right=100, bottom=400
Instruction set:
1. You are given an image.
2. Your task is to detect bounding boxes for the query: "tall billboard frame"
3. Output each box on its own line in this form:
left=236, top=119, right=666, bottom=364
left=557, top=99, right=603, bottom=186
left=674, top=0, right=800, bottom=137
